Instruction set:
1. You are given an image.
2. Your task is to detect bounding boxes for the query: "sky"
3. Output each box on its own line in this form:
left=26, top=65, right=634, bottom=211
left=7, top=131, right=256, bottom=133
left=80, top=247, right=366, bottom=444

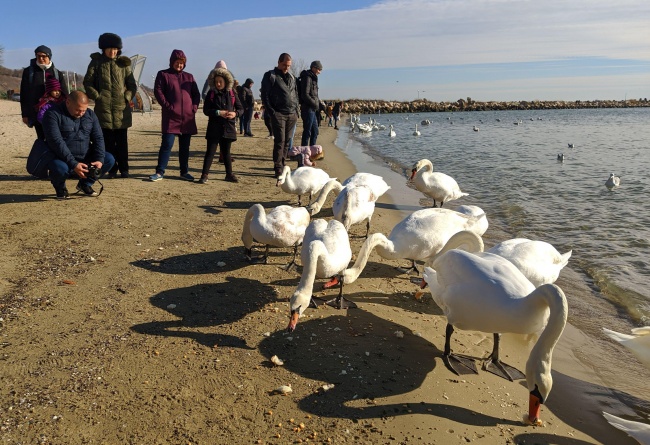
left=2, top=0, right=649, bottom=102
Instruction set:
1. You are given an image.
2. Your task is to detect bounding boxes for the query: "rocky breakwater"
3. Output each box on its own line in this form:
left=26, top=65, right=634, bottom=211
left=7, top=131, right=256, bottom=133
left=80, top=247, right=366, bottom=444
left=335, top=97, right=649, bottom=114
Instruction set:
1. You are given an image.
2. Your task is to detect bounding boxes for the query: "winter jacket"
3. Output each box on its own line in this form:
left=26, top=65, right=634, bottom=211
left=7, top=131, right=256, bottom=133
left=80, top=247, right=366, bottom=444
left=154, top=50, right=200, bottom=135
left=83, top=52, right=137, bottom=130
left=20, top=59, right=69, bottom=123
left=299, top=69, right=319, bottom=111
left=288, top=145, right=323, bottom=167
left=203, top=68, right=244, bottom=141
left=42, top=101, right=106, bottom=169
left=239, top=79, right=255, bottom=110
left=260, top=67, right=299, bottom=116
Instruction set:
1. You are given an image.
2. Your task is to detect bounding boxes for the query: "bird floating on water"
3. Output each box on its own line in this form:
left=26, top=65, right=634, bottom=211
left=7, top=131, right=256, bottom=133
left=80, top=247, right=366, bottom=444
left=388, top=124, right=396, bottom=137
left=413, top=124, right=421, bottom=136
left=557, top=153, right=565, bottom=162
left=568, top=143, right=575, bottom=148
left=605, top=173, right=621, bottom=189
left=473, top=126, right=479, bottom=132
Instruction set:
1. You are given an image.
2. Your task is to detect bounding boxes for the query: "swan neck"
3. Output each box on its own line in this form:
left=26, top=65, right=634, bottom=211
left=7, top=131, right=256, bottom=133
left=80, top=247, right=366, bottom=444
left=431, top=231, right=484, bottom=265
left=344, top=234, right=390, bottom=283
left=242, top=205, right=263, bottom=248
left=309, top=180, right=342, bottom=215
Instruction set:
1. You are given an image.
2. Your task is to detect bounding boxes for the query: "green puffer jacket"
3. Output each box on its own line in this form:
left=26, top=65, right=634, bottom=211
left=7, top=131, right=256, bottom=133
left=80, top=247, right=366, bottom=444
left=83, top=52, right=137, bottom=130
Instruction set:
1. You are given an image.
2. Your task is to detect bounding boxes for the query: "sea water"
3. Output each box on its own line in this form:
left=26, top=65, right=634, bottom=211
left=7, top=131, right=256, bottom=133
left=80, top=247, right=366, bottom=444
left=336, top=107, right=650, bottom=415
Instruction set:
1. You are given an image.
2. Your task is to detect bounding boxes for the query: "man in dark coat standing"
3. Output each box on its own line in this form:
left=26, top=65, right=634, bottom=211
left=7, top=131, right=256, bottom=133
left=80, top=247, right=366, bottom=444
left=299, top=60, right=322, bottom=146
left=149, top=49, right=201, bottom=182
left=240, top=78, right=255, bottom=137
left=20, top=45, right=69, bottom=140
left=260, top=53, right=299, bottom=179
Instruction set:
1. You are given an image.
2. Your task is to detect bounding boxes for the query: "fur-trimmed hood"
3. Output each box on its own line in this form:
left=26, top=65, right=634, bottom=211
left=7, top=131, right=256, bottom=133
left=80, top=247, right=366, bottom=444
left=89, top=52, right=132, bottom=67
left=208, top=67, right=234, bottom=92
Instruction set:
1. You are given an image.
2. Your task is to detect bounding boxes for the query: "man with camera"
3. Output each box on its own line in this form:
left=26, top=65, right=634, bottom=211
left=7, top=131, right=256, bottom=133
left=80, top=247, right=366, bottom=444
left=42, top=90, right=115, bottom=199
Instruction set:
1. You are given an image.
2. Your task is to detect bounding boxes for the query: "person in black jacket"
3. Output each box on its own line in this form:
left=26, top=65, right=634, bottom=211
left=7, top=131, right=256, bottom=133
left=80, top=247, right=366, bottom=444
left=42, top=91, right=115, bottom=199
left=201, top=67, right=244, bottom=183
left=299, top=61, right=322, bottom=146
left=260, top=53, right=299, bottom=179
left=20, top=45, right=69, bottom=140
left=240, top=78, right=255, bottom=137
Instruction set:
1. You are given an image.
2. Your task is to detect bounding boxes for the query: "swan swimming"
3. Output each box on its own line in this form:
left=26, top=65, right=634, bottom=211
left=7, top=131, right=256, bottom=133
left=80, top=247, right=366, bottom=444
left=389, top=124, right=396, bottom=137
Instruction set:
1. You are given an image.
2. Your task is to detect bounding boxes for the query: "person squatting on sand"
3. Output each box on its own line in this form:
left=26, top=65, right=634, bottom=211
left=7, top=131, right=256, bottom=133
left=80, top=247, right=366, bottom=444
left=149, top=49, right=200, bottom=182
left=42, top=91, right=115, bottom=199
left=260, top=53, right=299, bottom=179
left=83, top=33, right=137, bottom=179
left=20, top=45, right=69, bottom=140
left=200, top=66, right=243, bottom=184
left=288, top=145, right=324, bottom=168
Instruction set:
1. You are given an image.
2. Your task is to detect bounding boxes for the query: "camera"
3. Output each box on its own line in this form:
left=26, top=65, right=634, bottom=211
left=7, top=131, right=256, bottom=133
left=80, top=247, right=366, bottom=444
left=87, top=165, right=101, bottom=181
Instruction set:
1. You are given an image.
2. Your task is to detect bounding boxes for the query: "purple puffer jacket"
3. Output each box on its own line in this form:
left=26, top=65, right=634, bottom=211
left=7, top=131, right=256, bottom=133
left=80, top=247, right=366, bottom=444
left=154, top=49, right=200, bottom=135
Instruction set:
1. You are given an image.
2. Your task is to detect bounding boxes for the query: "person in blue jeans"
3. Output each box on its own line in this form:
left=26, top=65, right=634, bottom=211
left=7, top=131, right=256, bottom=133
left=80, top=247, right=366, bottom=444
left=42, top=91, right=115, bottom=199
left=149, top=49, right=201, bottom=182
left=299, top=60, right=322, bottom=146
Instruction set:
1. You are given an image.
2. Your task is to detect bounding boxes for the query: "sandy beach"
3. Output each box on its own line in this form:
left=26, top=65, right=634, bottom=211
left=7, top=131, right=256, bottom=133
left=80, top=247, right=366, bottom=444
left=0, top=99, right=642, bottom=444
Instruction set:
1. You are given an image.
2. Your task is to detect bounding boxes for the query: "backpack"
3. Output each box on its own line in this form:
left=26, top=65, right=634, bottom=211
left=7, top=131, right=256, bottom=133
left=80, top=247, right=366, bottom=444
left=208, top=89, right=236, bottom=108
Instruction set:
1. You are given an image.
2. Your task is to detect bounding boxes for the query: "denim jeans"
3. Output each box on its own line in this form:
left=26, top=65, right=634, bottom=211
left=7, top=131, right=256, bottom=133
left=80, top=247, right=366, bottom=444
left=300, top=108, right=319, bottom=146
left=155, top=133, right=191, bottom=176
left=242, top=107, right=254, bottom=135
left=270, top=112, right=298, bottom=177
left=48, top=152, right=116, bottom=191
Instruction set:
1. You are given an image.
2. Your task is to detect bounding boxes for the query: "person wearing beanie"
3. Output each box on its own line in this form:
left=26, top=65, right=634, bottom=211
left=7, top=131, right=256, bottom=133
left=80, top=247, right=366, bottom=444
left=201, top=59, right=229, bottom=100
left=200, top=67, right=244, bottom=183
left=299, top=60, right=323, bottom=146
left=239, top=78, right=255, bottom=137
left=35, top=75, right=66, bottom=123
left=148, top=49, right=201, bottom=182
left=83, top=33, right=137, bottom=178
left=20, top=45, right=69, bottom=139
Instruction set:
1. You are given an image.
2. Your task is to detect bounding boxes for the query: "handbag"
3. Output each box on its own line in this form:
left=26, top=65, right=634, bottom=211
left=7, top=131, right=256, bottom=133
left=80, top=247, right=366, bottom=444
left=26, top=139, right=56, bottom=179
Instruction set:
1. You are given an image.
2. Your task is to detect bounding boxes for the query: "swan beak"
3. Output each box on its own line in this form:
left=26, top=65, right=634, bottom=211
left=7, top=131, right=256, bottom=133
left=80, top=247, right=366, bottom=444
left=323, top=276, right=340, bottom=289
left=409, top=169, right=416, bottom=180
left=287, top=310, right=300, bottom=332
left=527, top=393, right=543, bottom=426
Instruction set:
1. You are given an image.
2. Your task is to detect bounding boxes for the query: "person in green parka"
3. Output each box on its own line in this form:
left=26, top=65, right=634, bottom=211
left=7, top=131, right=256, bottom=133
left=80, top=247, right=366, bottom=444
left=83, top=33, right=137, bottom=178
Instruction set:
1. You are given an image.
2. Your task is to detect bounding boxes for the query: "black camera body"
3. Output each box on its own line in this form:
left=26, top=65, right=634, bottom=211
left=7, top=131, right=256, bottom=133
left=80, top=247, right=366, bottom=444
left=87, top=165, right=101, bottom=181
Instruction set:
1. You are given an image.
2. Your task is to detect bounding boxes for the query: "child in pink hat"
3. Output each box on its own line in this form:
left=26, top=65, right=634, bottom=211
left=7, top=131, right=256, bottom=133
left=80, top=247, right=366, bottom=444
left=35, top=75, right=66, bottom=123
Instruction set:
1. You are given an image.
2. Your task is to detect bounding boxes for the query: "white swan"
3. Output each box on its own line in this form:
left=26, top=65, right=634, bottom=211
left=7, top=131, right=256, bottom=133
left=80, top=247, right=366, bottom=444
left=603, top=412, right=650, bottom=445
left=307, top=172, right=389, bottom=217
left=486, top=239, right=572, bottom=287
left=603, top=326, right=650, bottom=369
left=410, top=159, right=468, bottom=208
left=389, top=124, right=396, bottom=137
left=276, top=166, right=332, bottom=205
left=287, top=219, right=353, bottom=332
left=340, top=206, right=489, bottom=282
left=605, top=173, right=621, bottom=189
left=241, top=204, right=310, bottom=270
left=332, top=185, right=377, bottom=238
left=473, top=126, right=479, bottom=132
left=413, top=124, right=421, bottom=136
left=422, top=244, right=567, bottom=425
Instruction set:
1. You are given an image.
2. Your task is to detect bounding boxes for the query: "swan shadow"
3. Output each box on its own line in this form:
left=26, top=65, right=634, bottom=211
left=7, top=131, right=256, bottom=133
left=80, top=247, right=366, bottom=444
left=258, top=308, right=519, bottom=426
left=131, top=246, right=245, bottom=275
left=222, top=200, right=296, bottom=210
left=131, top=278, right=277, bottom=349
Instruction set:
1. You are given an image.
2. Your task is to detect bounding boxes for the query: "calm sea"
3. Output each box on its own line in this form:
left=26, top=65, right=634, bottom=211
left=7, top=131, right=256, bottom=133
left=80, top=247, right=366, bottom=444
left=336, top=107, right=650, bottom=336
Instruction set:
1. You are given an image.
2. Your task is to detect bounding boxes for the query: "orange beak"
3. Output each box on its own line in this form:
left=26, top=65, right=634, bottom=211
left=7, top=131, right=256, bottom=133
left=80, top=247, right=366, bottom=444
left=528, top=392, right=542, bottom=425
left=287, top=311, right=300, bottom=332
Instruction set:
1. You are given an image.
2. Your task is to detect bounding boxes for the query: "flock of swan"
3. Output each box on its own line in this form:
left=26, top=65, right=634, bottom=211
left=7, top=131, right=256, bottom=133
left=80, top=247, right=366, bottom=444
left=239, top=154, right=646, bottom=435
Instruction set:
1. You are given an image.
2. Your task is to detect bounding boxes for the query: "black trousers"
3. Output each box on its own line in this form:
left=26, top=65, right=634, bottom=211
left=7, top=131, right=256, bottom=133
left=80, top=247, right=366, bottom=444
left=103, top=128, right=129, bottom=174
left=270, top=112, right=298, bottom=177
left=202, top=138, right=233, bottom=178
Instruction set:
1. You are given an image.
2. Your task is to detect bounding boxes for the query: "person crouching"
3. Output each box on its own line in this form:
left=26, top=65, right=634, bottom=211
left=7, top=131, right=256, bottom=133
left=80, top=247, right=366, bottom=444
left=288, top=145, right=324, bottom=168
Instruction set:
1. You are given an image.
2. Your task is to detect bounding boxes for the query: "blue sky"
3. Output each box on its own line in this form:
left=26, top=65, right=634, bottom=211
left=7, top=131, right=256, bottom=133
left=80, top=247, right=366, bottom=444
left=3, top=0, right=649, bottom=102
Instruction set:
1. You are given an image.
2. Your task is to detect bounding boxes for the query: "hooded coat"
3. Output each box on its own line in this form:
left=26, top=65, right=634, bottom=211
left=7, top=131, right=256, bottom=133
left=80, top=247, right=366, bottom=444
left=203, top=68, right=244, bottom=141
left=154, top=49, right=200, bottom=135
left=83, top=52, right=137, bottom=130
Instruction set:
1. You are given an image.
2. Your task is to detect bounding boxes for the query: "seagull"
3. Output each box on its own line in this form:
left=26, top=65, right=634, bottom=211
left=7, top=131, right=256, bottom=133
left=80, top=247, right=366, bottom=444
left=568, top=143, right=575, bottom=148
left=605, top=173, right=621, bottom=189
left=557, top=153, right=565, bottom=162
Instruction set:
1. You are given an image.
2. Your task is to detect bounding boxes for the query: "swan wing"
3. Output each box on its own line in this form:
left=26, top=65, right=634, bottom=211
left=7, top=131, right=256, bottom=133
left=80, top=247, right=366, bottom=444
left=603, top=412, right=650, bottom=445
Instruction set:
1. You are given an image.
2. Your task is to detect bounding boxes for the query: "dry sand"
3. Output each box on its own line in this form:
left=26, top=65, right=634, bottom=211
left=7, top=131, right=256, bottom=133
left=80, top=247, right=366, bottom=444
left=0, top=99, right=641, bottom=444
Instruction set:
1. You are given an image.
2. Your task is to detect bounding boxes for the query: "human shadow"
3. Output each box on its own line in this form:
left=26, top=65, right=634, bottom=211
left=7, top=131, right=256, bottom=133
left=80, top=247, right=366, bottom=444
left=258, top=308, right=520, bottom=427
left=131, top=278, right=277, bottom=349
left=0, top=193, right=51, bottom=204
left=222, top=200, right=297, bottom=210
left=131, top=246, right=245, bottom=275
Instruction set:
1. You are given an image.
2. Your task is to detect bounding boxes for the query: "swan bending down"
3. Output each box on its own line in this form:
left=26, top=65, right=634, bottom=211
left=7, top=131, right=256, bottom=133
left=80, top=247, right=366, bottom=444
left=422, top=242, right=567, bottom=425
left=287, top=219, right=354, bottom=332
left=486, top=239, right=572, bottom=287
left=602, top=412, right=650, bottom=445
left=410, top=159, right=468, bottom=208
left=307, top=172, right=389, bottom=216
left=603, top=326, right=650, bottom=369
left=241, top=204, right=310, bottom=270
left=605, top=173, right=621, bottom=189
left=339, top=206, right=489, bottom=284
left=276, top=166, right=332, bottom=205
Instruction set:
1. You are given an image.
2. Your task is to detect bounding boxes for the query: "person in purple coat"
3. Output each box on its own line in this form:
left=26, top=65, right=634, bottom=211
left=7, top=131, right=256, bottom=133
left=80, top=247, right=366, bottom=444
left=149, top=49, right=200, bottom=182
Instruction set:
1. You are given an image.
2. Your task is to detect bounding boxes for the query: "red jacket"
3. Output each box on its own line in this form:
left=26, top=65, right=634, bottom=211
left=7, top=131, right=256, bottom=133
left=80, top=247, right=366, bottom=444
left=154, top=49, right=200, bottom=135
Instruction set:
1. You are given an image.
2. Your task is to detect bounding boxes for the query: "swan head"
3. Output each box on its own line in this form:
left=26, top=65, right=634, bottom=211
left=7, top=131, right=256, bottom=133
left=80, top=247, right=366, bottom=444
left=276, top=166, right=291, bottom=186
left=287, top=289, right=311, bottom=332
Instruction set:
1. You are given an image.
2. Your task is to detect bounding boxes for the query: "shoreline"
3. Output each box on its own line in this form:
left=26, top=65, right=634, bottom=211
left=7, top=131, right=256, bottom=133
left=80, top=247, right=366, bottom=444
left=0, top=100, right=641, bottom=444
